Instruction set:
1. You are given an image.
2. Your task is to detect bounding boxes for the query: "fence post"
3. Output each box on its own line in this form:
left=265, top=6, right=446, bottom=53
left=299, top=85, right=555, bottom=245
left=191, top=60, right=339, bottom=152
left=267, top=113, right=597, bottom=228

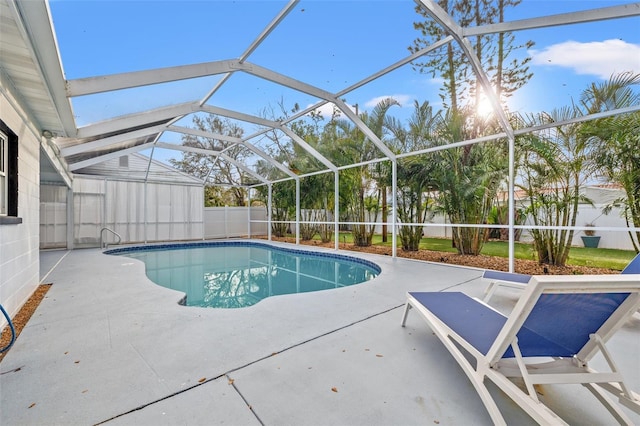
left=268, top=184, right=272, bottom=241
left=224, top=205, right=228, bottom=238
left=247, top=190, right=251, bottom=238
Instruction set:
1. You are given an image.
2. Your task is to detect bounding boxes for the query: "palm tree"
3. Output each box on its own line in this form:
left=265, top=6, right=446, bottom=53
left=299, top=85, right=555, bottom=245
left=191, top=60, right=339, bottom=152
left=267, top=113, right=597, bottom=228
left=254, top=153, right=296, bottom=238
left=323, top=98, right=399, bottom=247
left=580, top=72, right=640, bottom=252
left=388, top=101, right=442, bottom=251
left=324, top=119, right=374, bottom=246
left=365, top=98, right=400, bottom=243
left=287, top=119, right=335, bottom=241
left=516, top=106, right=593, bottom=266
left=431, top=108, right=507, bottom=255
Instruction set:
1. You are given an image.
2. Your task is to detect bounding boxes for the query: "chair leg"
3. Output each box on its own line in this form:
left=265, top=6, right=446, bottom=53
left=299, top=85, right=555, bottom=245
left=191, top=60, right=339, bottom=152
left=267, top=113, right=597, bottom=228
left=483, top=282, right=497, bottom=302
left=583, top=383, right=635, bottom=426
left=428, top=325, right=508, bottom=425
left=468, top=364, right=509, bottom=426
left=487, top=370, right=570, bottom=425
left=400, top=301, right=412, bottom=327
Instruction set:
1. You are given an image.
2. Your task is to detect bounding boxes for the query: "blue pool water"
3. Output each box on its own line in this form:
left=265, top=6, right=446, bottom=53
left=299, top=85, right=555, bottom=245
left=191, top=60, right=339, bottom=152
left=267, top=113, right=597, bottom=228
left=106, top=241, right=380, bottom=308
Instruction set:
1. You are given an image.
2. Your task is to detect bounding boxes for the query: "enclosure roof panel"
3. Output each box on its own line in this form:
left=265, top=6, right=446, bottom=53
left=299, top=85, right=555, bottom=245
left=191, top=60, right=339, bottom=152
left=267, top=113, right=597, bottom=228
left=1, top=0, right=639, bottom=184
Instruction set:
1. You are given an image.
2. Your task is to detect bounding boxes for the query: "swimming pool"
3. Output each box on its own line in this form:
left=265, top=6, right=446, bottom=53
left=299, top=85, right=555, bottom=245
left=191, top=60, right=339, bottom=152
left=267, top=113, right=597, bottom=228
left=106, top=241, right=381, bottom=308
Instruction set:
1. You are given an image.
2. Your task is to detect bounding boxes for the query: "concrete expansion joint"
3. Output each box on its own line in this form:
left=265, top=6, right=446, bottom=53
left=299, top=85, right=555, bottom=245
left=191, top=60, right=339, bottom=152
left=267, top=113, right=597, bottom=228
left=92, top=372, right=228, bottom=425
left=225, top=373, right=265, bottom=425
left=90, top=304, right=406, bottom=426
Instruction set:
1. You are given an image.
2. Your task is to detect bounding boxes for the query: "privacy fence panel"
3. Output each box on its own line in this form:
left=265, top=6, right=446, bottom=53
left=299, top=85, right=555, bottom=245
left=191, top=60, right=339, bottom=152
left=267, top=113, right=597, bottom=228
left=73, top=178, right=105, bottom=248
left=72, top=176, right=204, bottom=247
left=39, top=184, right=68, bottom=249
left=143, top=182, right=203, bottom=242
left=204, top=206, right=267, bottom=239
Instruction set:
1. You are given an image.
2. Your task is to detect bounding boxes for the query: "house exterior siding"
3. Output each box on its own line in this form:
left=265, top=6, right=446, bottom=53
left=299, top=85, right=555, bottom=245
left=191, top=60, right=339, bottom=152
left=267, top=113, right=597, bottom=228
left=0, top=89, right=41, bottom=326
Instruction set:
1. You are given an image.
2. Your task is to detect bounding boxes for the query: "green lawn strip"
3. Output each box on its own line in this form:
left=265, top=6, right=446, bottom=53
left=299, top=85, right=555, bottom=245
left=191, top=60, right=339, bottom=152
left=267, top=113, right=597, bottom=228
left=304, top=232, right=635, bottom=271
left=564, top=247, right=635, bottom=270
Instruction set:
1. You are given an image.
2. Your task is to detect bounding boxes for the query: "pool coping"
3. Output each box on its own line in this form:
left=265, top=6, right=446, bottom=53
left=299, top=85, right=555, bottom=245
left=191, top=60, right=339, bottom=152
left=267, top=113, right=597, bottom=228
left=104, top=239, right=383, bottom=274
left=105, top=239, right=383, bottom=309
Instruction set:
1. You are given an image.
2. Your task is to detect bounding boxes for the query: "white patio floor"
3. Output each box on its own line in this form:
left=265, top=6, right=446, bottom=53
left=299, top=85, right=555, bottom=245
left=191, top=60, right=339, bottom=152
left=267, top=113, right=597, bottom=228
left=1, top=241, right=638, bottom=425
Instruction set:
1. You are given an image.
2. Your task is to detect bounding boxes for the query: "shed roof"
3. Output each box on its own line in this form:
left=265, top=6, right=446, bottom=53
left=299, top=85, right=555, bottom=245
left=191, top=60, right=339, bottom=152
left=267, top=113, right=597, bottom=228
left=73, top=152, right=204, bottom=185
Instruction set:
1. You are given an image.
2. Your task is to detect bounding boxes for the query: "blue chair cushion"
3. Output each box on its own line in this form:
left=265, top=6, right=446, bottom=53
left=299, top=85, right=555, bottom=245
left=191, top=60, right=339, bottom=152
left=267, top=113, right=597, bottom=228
left=483, top=270, right=531, bottom=284
left=622, top=253, right=640, bottom=274
left=409, top=291, right=630, bottom=358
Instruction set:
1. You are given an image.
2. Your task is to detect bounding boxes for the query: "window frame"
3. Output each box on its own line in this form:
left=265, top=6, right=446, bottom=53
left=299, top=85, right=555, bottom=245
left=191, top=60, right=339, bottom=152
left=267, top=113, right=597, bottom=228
left=0, top=119, right=21, bottom=224
left=0, top=129, right=6, bottom=215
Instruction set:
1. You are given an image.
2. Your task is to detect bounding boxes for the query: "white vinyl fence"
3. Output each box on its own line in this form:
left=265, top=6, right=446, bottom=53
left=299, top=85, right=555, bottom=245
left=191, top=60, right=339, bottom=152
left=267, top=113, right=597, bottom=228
left=40, top=184, right=68, bottom=249
left=204, top=206, right=267, bottom=239
left=40, top=181, right=634, bottom=251
left=40, top=176, right=204, bottom=248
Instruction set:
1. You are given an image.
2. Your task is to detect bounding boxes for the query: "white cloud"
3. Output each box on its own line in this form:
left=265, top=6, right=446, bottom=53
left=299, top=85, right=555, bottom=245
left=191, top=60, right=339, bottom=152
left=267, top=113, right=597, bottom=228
left=529, top=39, right=640, bottom=79
left=364, top=94, right=413, bottom=108
left=305, top=102, right=352, bottom=120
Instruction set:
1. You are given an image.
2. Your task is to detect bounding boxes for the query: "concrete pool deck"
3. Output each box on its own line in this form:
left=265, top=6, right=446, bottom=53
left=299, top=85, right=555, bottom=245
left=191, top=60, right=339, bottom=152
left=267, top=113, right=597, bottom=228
left=1, top=240, right=639, bottom=425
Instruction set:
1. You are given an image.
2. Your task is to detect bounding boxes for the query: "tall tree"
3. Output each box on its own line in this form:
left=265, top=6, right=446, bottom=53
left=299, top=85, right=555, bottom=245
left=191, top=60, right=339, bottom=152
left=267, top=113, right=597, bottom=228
left=410, top=0, right=533, bottom=112
left=169, top=114, right=250, bottom=206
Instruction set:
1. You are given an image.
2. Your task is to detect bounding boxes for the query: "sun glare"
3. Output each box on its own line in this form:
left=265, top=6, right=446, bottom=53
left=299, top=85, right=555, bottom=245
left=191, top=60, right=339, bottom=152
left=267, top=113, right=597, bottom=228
left=476, top=97, right=494, bottom=118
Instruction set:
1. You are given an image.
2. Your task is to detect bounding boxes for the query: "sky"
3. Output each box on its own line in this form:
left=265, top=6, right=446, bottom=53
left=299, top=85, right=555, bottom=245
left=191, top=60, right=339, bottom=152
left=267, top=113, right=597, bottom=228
left=47, top=0, right=640, bottom=164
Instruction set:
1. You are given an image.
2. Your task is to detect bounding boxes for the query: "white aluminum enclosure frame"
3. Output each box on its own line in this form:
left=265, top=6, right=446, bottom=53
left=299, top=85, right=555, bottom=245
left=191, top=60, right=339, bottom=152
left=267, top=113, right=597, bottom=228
left=7, top=0, right=640, bottom=268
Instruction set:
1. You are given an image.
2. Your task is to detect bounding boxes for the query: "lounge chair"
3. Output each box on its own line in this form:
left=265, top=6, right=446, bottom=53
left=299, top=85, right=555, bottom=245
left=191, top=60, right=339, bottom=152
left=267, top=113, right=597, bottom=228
left=401, top=274, right=640, bottom=425
left=622, top=253, right=640, bottom=274
left=482, top=269, right=531, bottom=302
left=482, top=252, right=640, bottom=302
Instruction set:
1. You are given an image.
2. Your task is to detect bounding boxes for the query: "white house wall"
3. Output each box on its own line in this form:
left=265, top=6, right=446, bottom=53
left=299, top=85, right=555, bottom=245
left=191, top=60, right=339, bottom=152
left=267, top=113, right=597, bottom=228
left=0, top=90, right=41, bottom=326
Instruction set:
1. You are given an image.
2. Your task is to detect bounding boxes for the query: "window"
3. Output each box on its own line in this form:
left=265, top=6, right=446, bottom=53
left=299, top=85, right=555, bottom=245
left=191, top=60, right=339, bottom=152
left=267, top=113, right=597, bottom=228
left=0, top=119, right=19, bottom=223
left=0, top=130, right=6, bottom=215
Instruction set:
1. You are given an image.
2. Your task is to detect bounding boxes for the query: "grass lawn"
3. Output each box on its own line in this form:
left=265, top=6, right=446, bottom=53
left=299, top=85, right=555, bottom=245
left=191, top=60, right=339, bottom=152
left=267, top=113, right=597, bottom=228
left=327, top=232, right=637, bottom=271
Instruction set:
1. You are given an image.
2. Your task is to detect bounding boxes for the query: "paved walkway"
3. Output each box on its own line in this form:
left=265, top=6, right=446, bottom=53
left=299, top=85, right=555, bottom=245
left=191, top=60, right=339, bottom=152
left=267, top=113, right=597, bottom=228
left=1, top=241, right=639, bottom=425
